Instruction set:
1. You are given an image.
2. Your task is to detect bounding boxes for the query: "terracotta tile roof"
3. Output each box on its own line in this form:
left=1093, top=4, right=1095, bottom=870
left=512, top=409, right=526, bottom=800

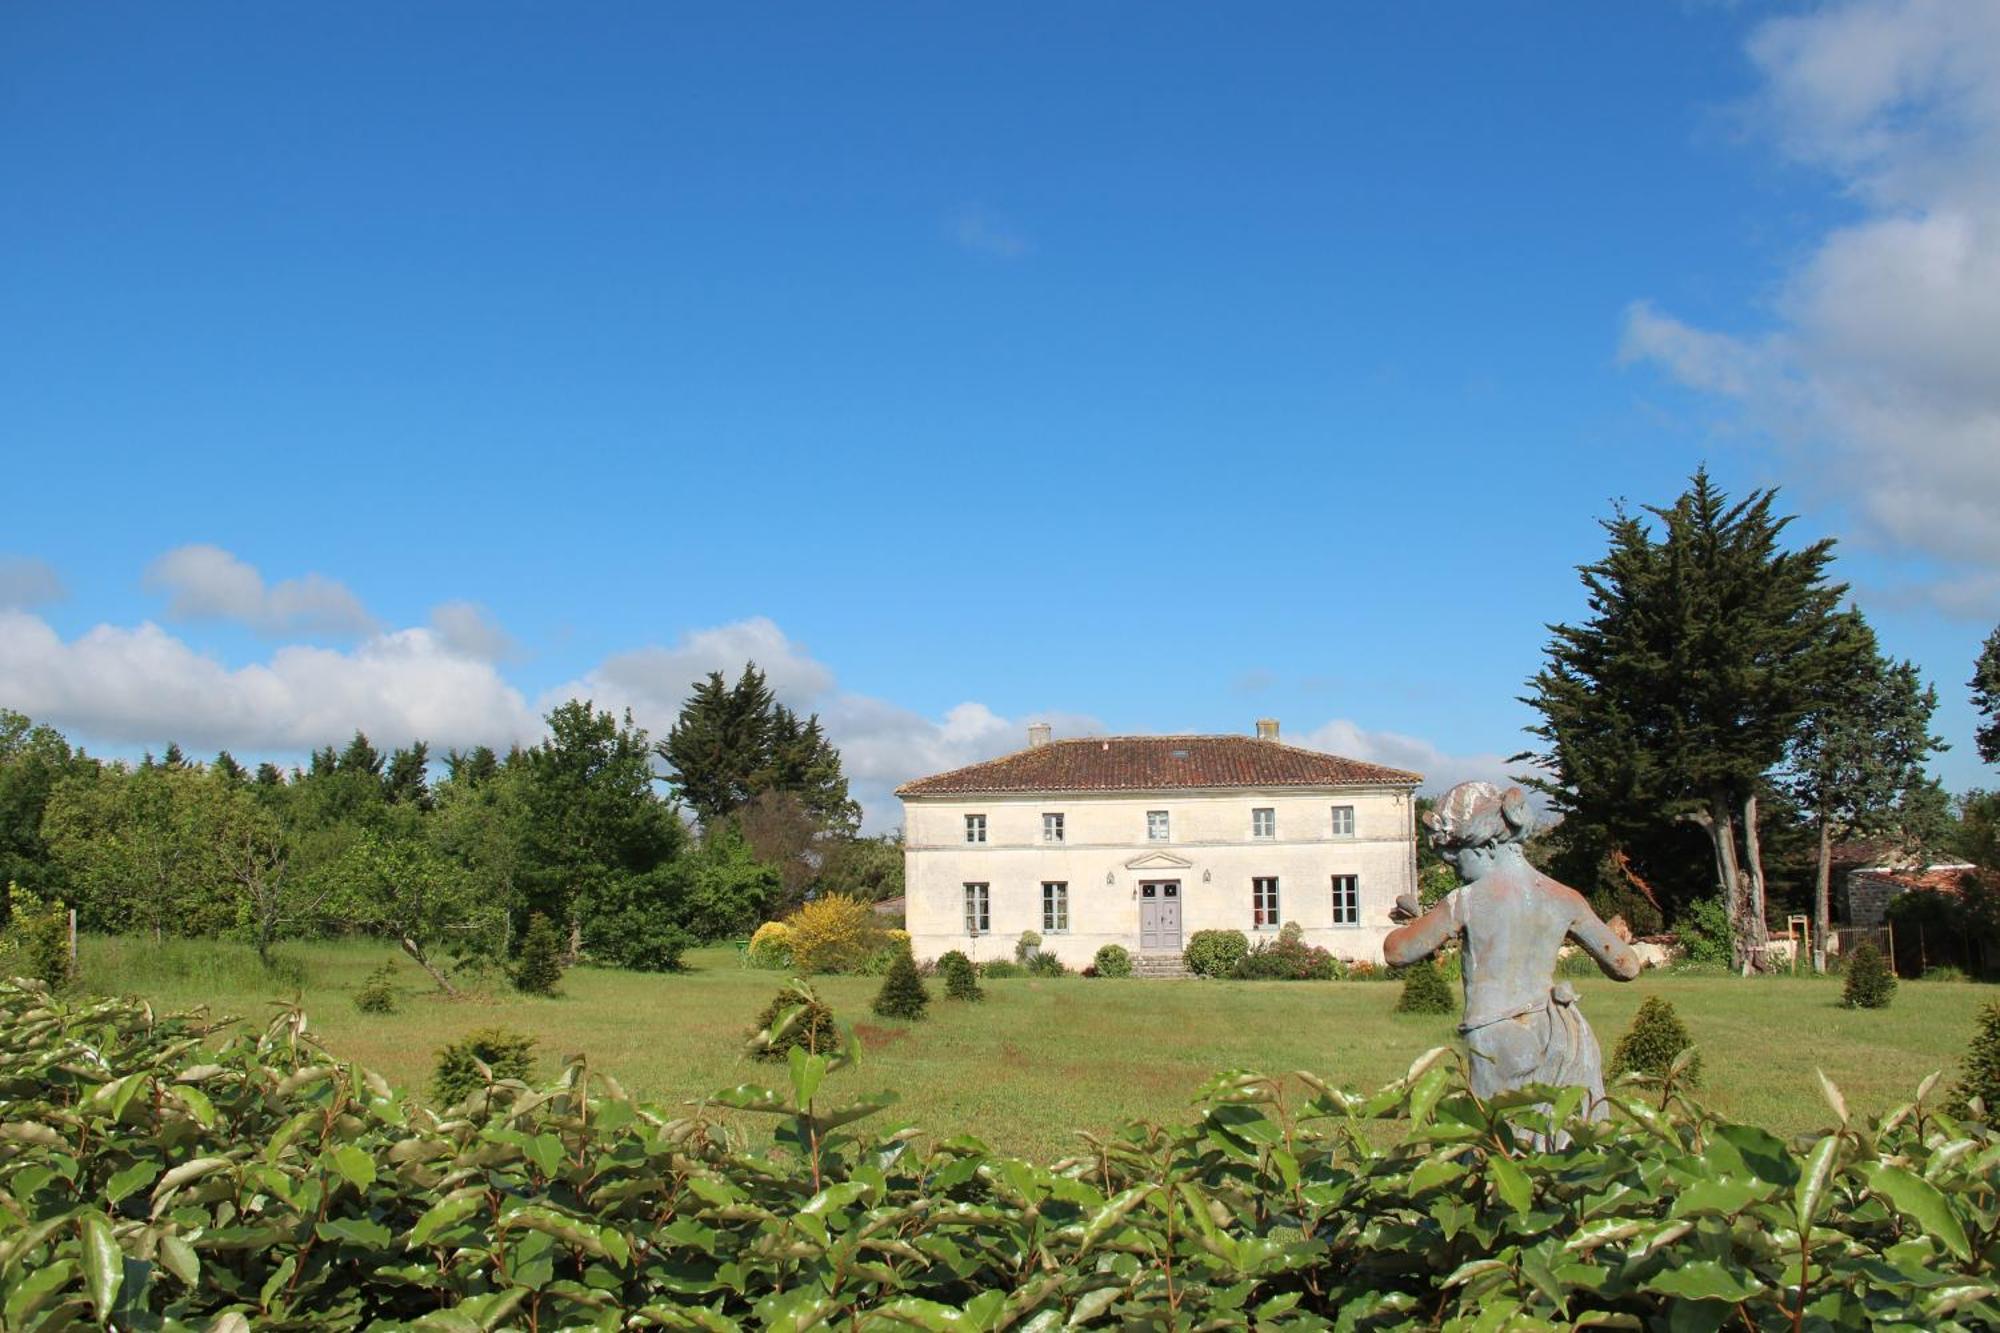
left=1850, top=864, right=1993, bottom=896
left=896, top=735, right=1422, bottom=797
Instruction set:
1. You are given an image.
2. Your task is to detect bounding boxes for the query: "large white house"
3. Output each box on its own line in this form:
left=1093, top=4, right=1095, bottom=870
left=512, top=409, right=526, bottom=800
left=897, top=721, right=1422, bottom=967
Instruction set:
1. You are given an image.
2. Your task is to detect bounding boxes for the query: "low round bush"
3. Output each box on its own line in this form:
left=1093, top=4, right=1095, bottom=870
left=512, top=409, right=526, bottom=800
left=1842, top=942, right=1896, bottom=1009
left=432, top=1028, right=536, bottom=1106
left=750, top=982, right=839, bottom=1060
left=1394, top=958, right=1455, bottom=1014
left=1028, top=951, right=1068, bottom=978
left=512, top=911, right=566, bottom=996
left=1233, top=936, right=1340, bottom=980
left=1184, top=929, right=1249, bottom=978
left=353, top=959, right=399, bottom=1014
left=785, top=895, right=888, bottom=974
left=0, top=887, right=73, bottom=988
left=872, top=950, right=931, bottom=1020
left=1609, top=995, right=1702, bottom=1085
left=747, top=920, right=792, bottom=969
left=938, top=950, right=982, bottom=1001
left=1092, top=944, right=1133, bottom=978
left=980, top=959, right=1025, bottom=979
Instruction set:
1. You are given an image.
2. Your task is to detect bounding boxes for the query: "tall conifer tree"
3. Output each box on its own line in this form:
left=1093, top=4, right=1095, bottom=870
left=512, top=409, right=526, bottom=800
left=1524, top=469, right=1848, bottom=970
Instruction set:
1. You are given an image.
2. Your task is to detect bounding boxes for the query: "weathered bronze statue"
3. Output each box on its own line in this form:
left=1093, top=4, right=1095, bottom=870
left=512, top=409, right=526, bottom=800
left=1384, top=781, right=1640, bottom=1112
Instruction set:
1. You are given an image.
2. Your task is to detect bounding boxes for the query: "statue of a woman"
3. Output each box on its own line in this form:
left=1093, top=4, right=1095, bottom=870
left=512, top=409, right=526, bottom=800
left=1384, top=781, right=1640, bottom=1111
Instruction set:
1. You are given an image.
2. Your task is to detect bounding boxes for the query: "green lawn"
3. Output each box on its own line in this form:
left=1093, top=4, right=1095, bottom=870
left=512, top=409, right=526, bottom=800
left=75, top=936, right=1995, bottom=1160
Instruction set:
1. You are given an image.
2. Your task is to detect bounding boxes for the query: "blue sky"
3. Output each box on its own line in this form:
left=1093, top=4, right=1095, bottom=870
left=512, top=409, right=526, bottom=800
left=3, top=2, right=1997, bottom=826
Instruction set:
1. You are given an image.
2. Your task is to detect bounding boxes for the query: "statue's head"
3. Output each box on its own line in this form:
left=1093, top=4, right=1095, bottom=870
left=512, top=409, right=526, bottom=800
left=1423, top=781, right=1534, bottom=850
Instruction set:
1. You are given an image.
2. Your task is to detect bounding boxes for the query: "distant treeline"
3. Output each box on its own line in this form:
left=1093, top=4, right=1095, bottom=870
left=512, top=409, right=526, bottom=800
left=0, top=664, right=900, bottom=984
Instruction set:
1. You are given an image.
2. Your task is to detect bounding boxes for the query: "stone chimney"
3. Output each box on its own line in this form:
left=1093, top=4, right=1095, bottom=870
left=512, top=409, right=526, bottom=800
left=1255, top=718, right=1280, bottom=741
left=1027, top=722, right=1053, bottom=749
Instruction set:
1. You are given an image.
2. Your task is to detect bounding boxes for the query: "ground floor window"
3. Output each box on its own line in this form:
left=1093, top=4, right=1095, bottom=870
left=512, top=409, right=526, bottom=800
left=1331, top=874, right=1359, bottom=926
left=1042, top=881, right=1069, bottom=932
left=964, top=882, right=990, bottom=934
left=1252, top=876, right=1280, bottom=928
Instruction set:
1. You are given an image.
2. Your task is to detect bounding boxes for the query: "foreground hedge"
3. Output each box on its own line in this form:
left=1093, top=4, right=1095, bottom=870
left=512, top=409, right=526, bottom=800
left=1, top=979, right=1998, bottom=1330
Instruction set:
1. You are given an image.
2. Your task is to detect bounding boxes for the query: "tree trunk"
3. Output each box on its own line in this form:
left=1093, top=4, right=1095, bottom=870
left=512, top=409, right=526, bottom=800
left=1741, top=793, right=1770, bottom=973
left=1680, top=798, right=1757, bottom=973
left=1813, top=817, right=1832, bottom=974
left=400, top=936, right=459, bottom=996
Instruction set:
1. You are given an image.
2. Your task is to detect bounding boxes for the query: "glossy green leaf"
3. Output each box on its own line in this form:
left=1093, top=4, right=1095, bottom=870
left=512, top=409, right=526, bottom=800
left=1863, top=1163, right=1972, bottom=1261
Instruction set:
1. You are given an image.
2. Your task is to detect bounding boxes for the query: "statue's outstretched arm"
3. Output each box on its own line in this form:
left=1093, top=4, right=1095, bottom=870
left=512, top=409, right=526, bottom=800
left=1567, top=901, right=1641, bottom=980
left=1383, top=897, right=1458, bottom=967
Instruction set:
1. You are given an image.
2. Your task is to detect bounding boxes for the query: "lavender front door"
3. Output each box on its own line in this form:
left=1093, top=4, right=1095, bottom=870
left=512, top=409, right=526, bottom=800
left=1139, top=881, right=1182, bottom=951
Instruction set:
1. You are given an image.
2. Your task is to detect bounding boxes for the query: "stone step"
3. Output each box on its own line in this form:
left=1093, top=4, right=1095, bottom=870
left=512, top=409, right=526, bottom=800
left=1133, top=953, right=1192, bottom=978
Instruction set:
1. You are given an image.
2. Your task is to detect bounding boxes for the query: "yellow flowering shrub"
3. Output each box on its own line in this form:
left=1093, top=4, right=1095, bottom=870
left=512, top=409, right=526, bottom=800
left=783, top=895, right=886, bottom=974
left=747, top=921, right=792, bottom=969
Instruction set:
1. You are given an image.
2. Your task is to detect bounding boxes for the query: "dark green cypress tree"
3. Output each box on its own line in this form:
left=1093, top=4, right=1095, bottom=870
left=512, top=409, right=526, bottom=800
left=1395, top=958, right=1455, bottom=1015
left=872, top=948, right=930, bottom=1020
left=255, top=761, right=285, bottom=787
left=1841, top=942, right=1896, bottom=1009
left=1972, top=626, right=2000, bottom=767
left=1609, top=996, right=1702, bottom=1084
left=513, top=912, right=565, bottom=996
left=212, top=750, right=247, bottom=786
left=1522, top=469, right=1849, bottom=957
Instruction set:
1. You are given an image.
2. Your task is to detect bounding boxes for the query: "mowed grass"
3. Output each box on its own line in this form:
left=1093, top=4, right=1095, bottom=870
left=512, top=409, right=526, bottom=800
left=76, top=936, right=1997, bottom=1160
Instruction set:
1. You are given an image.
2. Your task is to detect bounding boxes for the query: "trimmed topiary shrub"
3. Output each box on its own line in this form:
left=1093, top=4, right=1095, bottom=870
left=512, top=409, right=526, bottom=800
left=512, top=912, right=566, bottom=996
left=938, top=950, right=982, bottom=1001
left=354, top=959, right=399, bottom=1014
left=1950, top=1002, right=2000, bottom=1120
left=1842, top=942, right=1896, bottom=1009
left=1092, top=944, right=1133, bottom=978
left=432, top=1028, right=536, bottom=1106
left=1609, top=996, right=1701, bottom=1085
left=873, top=949, right=930, bottom=1019
left=1015, top=931, right=1042, bottom=964
left=1184, top=929, right=1250, bottom=978
left=749, top=981, right=839, bottom=1060
left=1395, top=958, right=1456, bottom=1014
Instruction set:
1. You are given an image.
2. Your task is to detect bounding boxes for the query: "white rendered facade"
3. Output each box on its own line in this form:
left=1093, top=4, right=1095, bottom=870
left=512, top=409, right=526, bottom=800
left=901, top=772, right=1420, bottom=967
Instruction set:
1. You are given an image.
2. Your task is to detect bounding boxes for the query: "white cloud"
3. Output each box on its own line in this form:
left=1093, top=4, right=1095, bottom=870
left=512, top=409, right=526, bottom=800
left=952, top=204, right=1030, bottom=259
left=428, top=601, right=516, bottom=662
left=545, top=617, right=1101, bottom=830
left=1622, top=0, right=2000, bottom=612
left=144, top=544, right=378, bottom=637
left=0, top=610, right=538, bottom=754
left=1296, top=718, right=1529, bottom=800
left=0, top=556, right=64, bottom=609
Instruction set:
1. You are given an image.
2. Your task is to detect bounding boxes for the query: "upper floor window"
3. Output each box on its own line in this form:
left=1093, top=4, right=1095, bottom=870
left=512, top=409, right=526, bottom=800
left=1331, top=874, right=1360, bottom=926
left=1253, top=876, right=1281, bottom=928
left=1252, top=807, right=1276, bottom=839
left=1042, top=882, right=1069, bottom=932
left=965, top=814, right=987, bottom=844
left=1330, top=805, right=1355, bottom=838
left=1147, top=810, right=1171, bottom=842
left=1043, top=812, right=1065, bottom=844
left=963, top=882, right=990, bottom=934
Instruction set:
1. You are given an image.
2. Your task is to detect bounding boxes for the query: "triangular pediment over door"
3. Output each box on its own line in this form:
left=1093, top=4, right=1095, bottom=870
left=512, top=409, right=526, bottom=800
left=1124, top=851, right=1194, bottom=871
